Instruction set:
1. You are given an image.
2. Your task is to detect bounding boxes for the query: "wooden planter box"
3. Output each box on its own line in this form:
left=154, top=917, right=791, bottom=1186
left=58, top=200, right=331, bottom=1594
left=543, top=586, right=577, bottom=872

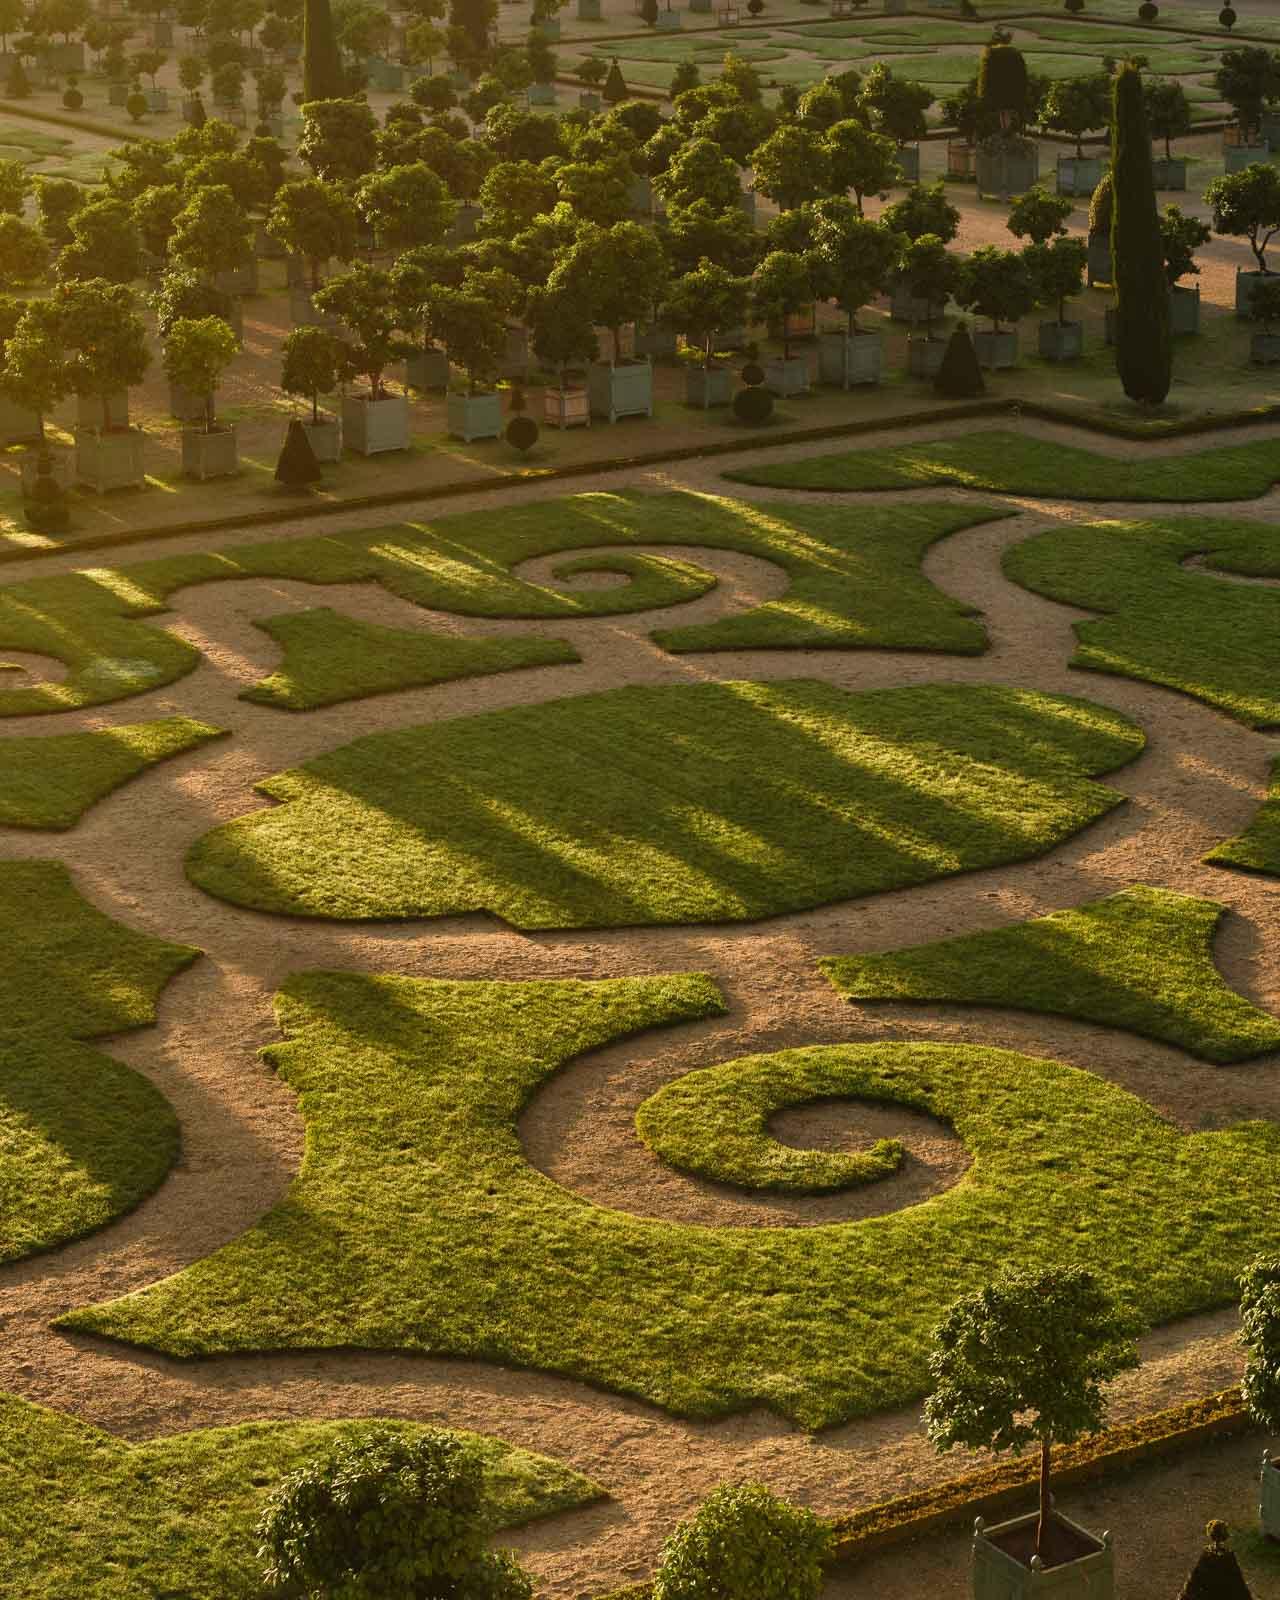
left=976, top=139, right=1039, bottom=198
left=1251, top=330, right=1280, bottom=364
left=19, top=448, right=73, bottom=495
left=819, top=330, right=881, bottom=387
left=1038, top=319, right=1083, bottom=361
left=684, top=365, right=732, bottom=408
left=74, top=426, right=145, bottom=493
left=181, top=423, right=238, bottom=480
left=1236, top=268, right=1276, bottom=318
left=895, top=143, right=920, bottom=182
left=1151, top=156, right=1186, bottom=189
left=168, top=381, right=209, bottom=422
left=635, top=322, right=678, bottom=359
left=764, top=354, right=810, bottom=396
left=1169, top=282, right=1200, bottom=335
left=145, top=86, right=168, bottom=111
left=588, top=359, right=653, bottom=422
left=544, top=386, right=590, bottom=428
left=1262, top=1451, right=1280, bottom=1538
left=215, top=258, right=258, bottom=296
left=973, top=329, right=1018, bottom=370
left=446, top=389, right=502, bottom=442
left=1086, top=231, right=1112, bottom=287
left=1055, top=154, right=1105, bottom=196
left=738, top=186, right=756, bottom=220
left=406, top=346, right=450, bottom=390
left=947, top=141, right=976, bottom=179
left=76, top=391, right=129, bottom=432
left=972, top=1512, right=1113, bottom=1600
left=906, top=335, right=946, bottom=378
left=0, top=396, right=41, bottom=444
left=341, top=392, right=410, bottom=454
left=1226, top=144, right=1271, bottom=173
left=301, top=415, right=341, bottom=461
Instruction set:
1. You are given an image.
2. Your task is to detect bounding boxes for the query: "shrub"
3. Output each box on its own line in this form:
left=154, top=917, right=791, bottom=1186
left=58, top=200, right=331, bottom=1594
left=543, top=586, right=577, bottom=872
left=1111, top=62, right=1170, bottom=404
left=653, top=1483, right=831, bottom=1600
left=733, top=384, right=773, bottom=424
left=1176, top=1521, right=1253, bottom=1600
left=934, top=322, right=985, bottom=397
left=275, top=417, right=322, bottom=487
left=62, top=83, right=82, bottom=109
left=507, top=414, right=538, bottom=451
left=126, top=88, right=147, bottom=122
left=1240, top=1254, right=1280, bottom=1428
left=257, top=1427, right=535, bottom=1600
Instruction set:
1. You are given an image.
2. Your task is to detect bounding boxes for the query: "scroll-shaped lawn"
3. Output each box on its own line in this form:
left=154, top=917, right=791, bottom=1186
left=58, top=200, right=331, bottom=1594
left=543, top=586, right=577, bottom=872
left=184, top=679, right=1144, bottom=928
left=724, top=432, right=1280, bottom=502
left=821, top=886, right=1280, bottom=1063
left=636, top=1051, right=906, bottom=1192
left=3, top=1390, right=602, bottom=1600
left=0, top=491, right=1001, bottom=717
left=1207, top=757, right=1280, bottom=878
left=0, top=860, right=192, bottom=1261
left=60, top=973, right=1280, bottom=1429
left=0, top=716, right=224, bottom=829
left=1005, top=515, right=1280, bottom=726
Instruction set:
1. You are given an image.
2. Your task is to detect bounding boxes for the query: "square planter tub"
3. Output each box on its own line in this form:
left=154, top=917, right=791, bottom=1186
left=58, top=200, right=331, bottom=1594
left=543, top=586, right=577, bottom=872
left=948, top=141, right=976, bottom=180
left=579, top=91, right=601, bottom=111
left=0, top=396, right=41, bottom=444
left=973, top=329, right=1018, bottom=370
left=74, top=427, right=145, bottom=493
left=1086, top=231, right=1112, bottom=287
left=685, top=365, right=732, bottom=408
left=972, top=1512, right=1112, bottom=1600
left=1237, top=269, right=1277, bottom=318
left=255, top=222, right=287, bottom=260
left=906, top=335, right=946, bottom=378
left=536, top=16, right=560, bottom=37
left=588, top=359, right=653, bottom=422
left=889, top=281, right=945, bottom=324
left=1038, top=320, right=1083, bottom=361
left=108, top=81, right=129, bottom=105
left=19, top=448, right=74, bottom=494
left=1169, top=282, right=1200, bottom=335
left=764, top=354, right=810, bottom=396
left=215, top=258, right=259, bottom=296
left=341, top=392, right=410, bottom=454
left=1226, top=144, right=1271, bottom=173
left=1055, top=154, right=1105, bottom=196
left=578, top=0, right=603, bottom=15
left=169, top=381, right=209, bottom=422
left=544, top=386, right=590, bottom=428
left=289, top=287, right=339, bottom=328
left=976, top=139, right=1039, bottom=198
left=145, top=87, right=168, bottom=112
left=1262, top=1450, right=1280, bottom=1537
left=1152, top=156, right=1187, bottom=189
left=181, top=424, right=238, bottom=480
left=628, top=175, right=654, bottom=216
left=76, top=391, right=129, bottom=432
left=406, top=347, right=450, bottom=390
left=819, top=330, right=881, bottom=387
left=302, top=415, right=342, bottom=461
left=655, top=8, right=682, bottom=24
left=527, top=82, right=556, bottom=105
left=1252, top=330, right=1280, bottom=364
left=447, top=389, right=502, bottom=442
left=895, top=143, right=920, bottom=182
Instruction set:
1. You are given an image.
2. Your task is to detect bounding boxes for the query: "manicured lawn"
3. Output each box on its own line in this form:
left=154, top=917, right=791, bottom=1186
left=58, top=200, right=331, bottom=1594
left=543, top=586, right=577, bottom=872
left=636, top=1051, right=904, bottom=1192
left=1206, top=758, right=1280, bottom=877
left=1004, top=515, right=1280, bottom=727
left=0, top=492, right=1001, bottom=717
left=61, top=973, right=1280, bottom=1428
left=821, top=886, right=1280, bottom=1063
left=1, top=861, right=195, bottom=1261
left=725, top=432, right=1280, bottom=502
left=0, top=716, right=223, bottom=828
left=183, top=680, right=1143, bottom=927
left=3, top=1390, right=602, bottom=1600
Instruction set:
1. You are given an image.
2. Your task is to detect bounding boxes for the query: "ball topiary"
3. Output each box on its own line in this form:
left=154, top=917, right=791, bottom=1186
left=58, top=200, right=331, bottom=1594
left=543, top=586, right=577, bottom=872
left=1065, top=0, right=1085, bottom=11
left=653, top=1484, right=832, bottom=1600
left=1219, top=5, right=1237, bottom=24
left=62, top=83, right=83, bottom=109
left=24, top=450, right=70, bottom=534
left=126, top=88, right=147, bottom=122
left=506, top=415, right=538, bottom=452
left=740, top=361, right=765, bottom=386
left=733, top=384, right=774, bottom=424
left=1138, top=1, right=1158, bottom=18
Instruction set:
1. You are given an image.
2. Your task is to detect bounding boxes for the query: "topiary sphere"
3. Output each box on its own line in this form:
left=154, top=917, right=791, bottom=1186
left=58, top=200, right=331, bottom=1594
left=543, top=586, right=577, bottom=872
left=62, top=85, right=83, bottom=107
left=740, top=361, right=765, bottom=386
left=1219, top=5, right=1237, bottom=24
left=733, top=385, right=774, bottom=424
left=1064, top=0, right=1085, bottom=12
left=1138, top=1, right=1158, bottom=18
left=506, top=415, right=539, bottom=452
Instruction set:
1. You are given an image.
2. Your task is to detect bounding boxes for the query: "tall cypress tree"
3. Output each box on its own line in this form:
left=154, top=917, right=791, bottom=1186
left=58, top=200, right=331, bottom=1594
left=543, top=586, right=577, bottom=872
left=303, top=0, right=346, bottom=102
left=1111, top=61, right=1171, bottom=404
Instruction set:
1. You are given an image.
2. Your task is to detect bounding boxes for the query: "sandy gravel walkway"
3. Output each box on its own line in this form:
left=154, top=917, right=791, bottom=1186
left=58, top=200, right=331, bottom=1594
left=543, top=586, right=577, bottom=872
left=2, top=415, right=1279, bottom=1596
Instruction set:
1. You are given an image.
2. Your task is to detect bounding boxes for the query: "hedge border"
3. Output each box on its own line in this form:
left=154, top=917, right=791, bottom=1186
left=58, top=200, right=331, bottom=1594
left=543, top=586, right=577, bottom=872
left=7, top=394, right=1280, bottom=571
left=595, top=1387, right=1252, bottom=1600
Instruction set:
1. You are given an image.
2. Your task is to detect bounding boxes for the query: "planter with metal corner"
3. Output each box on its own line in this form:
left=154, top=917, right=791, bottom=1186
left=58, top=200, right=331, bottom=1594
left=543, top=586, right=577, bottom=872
left=1037, top=319, right=1083, bottom=361
left=527, top=81, right=556, bottom=105
left=215, top=258, right=258, bottom=296
left=587, top=359, right=653, bottom=422
left=684, top=364, right=732, bottom=408
left=181, top=423, right=238, bottom=480
left=447, top=389, right=502, bottom=442
left=1086, top=230, right=1112, bottom=286
left=406, top=346, right=450, bottom=390
left=1168, top=282, right=1200, bottom=335
left=818, top=329, right=881, bottom=387
left=895, top=143, right=920, bottom=182
left=763, top=354, right=810, bottom=396
left=145, top=86, right=168, bottom=111
left=971, top=1512, right=1113, bottom=1600
left=1055, top=154, right=1104, bottom=196
left=906, top=335, right=946, bottom=378
left=255, top=222, right=287, bottom=259
left=341, top=391, right=410, bottom=454
left=976, top=138, right=1039, bottom=198
left=1151, top=156, right=1186, bottom=189
left=301, top=415, right=341, bottom=462
left=544, top=386, right=590, bottom=428
left=1236, top=268, right=1276, bottom=318
left=1226, top=143, right=1271, bottom=173
left=74, top=426, right=145, bottom=493
left=973, top=329, right=1018, bottom=370
left=1251, top=330, right=1280, bottom=364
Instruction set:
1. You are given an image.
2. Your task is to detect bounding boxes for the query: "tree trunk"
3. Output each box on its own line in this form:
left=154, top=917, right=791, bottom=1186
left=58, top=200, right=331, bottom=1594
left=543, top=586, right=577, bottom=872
left=1036, top=1435, right=1051, bottom=1556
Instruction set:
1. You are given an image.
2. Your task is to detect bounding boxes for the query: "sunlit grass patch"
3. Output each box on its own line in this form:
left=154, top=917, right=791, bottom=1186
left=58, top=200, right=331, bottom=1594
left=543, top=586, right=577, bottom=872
left=1206, top=758, right=1280, bottom=878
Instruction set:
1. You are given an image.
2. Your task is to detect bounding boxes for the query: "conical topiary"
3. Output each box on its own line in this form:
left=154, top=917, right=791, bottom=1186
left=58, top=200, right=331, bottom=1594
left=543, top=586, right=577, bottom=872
left=602, top=57, right=628, bottom=104
left=1177, top=1521, right=1253, bottom=1600
left=1111, top=61, right=1170, bottom=404
left=303, top=0, right=346, bottom=102
left=934, top=322, right=986, bottom=397
left=275, top=418, right=322, bottom=487
left=24, top=449, right=69, bottom=534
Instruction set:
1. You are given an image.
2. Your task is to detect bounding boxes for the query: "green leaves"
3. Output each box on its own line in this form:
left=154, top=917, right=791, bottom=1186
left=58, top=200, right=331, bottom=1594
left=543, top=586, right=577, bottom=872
left=654, top=1485, right=831, bottom=1600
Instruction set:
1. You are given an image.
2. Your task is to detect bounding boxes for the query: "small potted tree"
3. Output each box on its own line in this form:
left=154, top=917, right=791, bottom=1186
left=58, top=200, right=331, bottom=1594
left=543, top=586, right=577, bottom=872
left=1087, top=170, right=1113, bottom=287
left=858, top=63, right=931, bottom=185
left=926, top=1265, right=1138, bottom=1599
left=1247, top=276, right=1280, bottom=364
left=1026, top=234, right=1088, bottom=360
left=280, top=324, right=343, bottom=460
left=552, top=219, right=665, bottom=423
left=526, top=280, right=595, bottom=428
left=975, top=39, right=1041, bottom=199
left=882, top=180, right=961, bottom=322
left=178, top=53, right=204, bottom=120
left=0, top=295, right=45, bottom=444
left=1040, top=71, right=1110, bottom=195
left=899, top=233, right=960, bottom=377
left=1161, top=204, right=1211, bottom=335
left=133, top=46, right=168, bottom=111
left=1215, top=45, right=1279, bottom=167
left=664, top=259, right=749, bottom=408
left=956, top=245, right=1036, bottom=369
left=577, top=55, right=606, bottom=112
left=1204, top=163, right=1280, bottom=318
left=60, top=279, right=151, bottom=491
left=169, top=181, right=257, bottom=297
left=268, top=178, right=359, bottom=326
left=811, top=205, right=900, bottom=387
left=430, top=280, right=511, bottom=442
left=1, top=297, right=74, bottom=490
left=313, top=265, right=412, bottom=455
left=1240, top=1255, right=1280, bottom=1537
left=751, top=249, right=814, bottom=397
left=164, top=314, right=242, bottom=479
left=1145, top=78, right=1191, bottom=189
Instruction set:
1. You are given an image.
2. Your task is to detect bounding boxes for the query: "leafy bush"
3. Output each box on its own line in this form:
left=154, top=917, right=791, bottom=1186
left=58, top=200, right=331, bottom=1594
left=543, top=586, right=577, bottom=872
left=653, top=1483, right=831, bottom=1600
left=257, top=1427, right=535, bottom=1600
left=733, top=384, right=773, bottom=424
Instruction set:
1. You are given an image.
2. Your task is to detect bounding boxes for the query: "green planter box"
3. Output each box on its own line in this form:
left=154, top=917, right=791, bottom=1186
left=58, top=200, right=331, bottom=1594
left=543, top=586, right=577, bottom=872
left=684, top=365, right=732, bottom=408
left=181, top=423, right=238, bottom=480
left=215, top=258, right=258, bottom=296
left=0, top=396, right=41, bottom=444
left=301, top=415, right=341, bottom=462
left=1087, top=231, right=1112, bottom=287
left=1226, top=144, right=1271, bottom=172
left=1251, top=330, right=1280, bottom=364
left=1262, top=1451, right=1280, bottom=1538
left=1152, top=156, right=1186, bottom=189
left=1236, top=268, right=1276, bottom=317
left=527, top=81, right=556, bottom=105
left=764, top=354, right=810, bottom=396
left=895, top=143, right=920, bottom=182
left=889, top=281, right=945, bottom=324
left=1038, top=319, right=1083, bottom=361
left=973, top=329, right=1018, bottom=370
left=341, top=392, right=410, bottom=454
left=819, top=329, right=881, bottom=387
left=74, top=426, right=145, bottom=493
left=578, top=0, right=603, bottom=16
left=579, top=90, right=601, bottom=110
left=447, top=389, right=502, bottom=441
left=145, top=86, right=168, bottom=111
left=588, top=359, right=653, bottom=422
left=976, top=138, right=1039, bottom=198
left=1055, top=154, right=1105, bottom=196
left=906, top=335, right=946, bottom=378
left=655, top=8, right=682, bottom=25
left=972, top=1513, right=1112, bottom=1600
left=536, top=16, right=560, bottom=37
left=108, top=81, right=129, bottom=105
left=635, top=322, right=678, bottom=359
left=1169, top=281, right=1200, bottom=335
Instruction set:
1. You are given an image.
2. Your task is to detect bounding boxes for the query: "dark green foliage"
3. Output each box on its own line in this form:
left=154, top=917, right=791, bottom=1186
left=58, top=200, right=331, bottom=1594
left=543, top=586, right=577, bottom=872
left=274, top=418, right=322, bottom=487
left=733, top=384, right=773, bottom=423
left=1111, top=63, right=1170, bottom=404
left=978, top=41, right=1028, bottom=123
left=602, top=56, right=627, bottom=104
left=506, top=414, right=537, bottom=452
left=23, top=449, right=69, bottom=535
left=1177, top=1522, right=1254, bottom=1600
left=303, top=0, right=345, bottom=102
left=5, top=54, right=29, bottom=98
left=257, top=1428, right=535, bottom=1600
left=653, top=1484, right=831, bottom=1600
left=1239, top=1256, right=1280, bottom=1433
left=934, top=322, right=985, bottom=397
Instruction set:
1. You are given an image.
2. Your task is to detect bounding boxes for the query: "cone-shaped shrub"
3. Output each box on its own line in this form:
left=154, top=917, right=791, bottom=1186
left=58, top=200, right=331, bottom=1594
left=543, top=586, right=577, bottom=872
left=303, top=0, right=346, bottom=101
left=1111, top=62, right=1171, bottom=404
left=275, top=417, right=322, bottom=486
left=1177, top=1521, right=1253, bottom=1600
left=934, top=322, right=986, bottom=397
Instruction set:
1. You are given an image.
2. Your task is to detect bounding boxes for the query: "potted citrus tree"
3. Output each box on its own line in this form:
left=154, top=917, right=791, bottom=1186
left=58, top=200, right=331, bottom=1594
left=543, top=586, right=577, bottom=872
left=1161, top=203, right=1211, bottom=335
left=811, top=203, right=900, bottom=387
left=751, top=249, right=815, bottom=397
left=1204, top=163, right=1280, bottom=318
left=59, top=279, right=151, bottom=492
left=280, top=324, right=343, bottom=460
left=267, top=177, right=358, bottom=326
left=391, top=244, right=465, bottom=393
left=1247, top=275, right=1280, bottom=364
left=312, top=264, right=412, bottom=455
left=955, top=245, right=1036, bottom=369
left=1145, top=77, right=1191, bottom=189
left=882, top=180, right=961, bottom=322
left=526, top=279, right=596, bottom=429
left=663, top=258, right=749, bottom=408
left=926, top=1265, right=1138, bottom=1599
left=164, top=314, right=242, bottom=480
left=551, top=219, right=665, bottom=423
left=899, top=233, right=960, bottom=377
left=1025, top=234, right=1088, bottom=360
left=1240, top=1254, right=1280, bottom=1537
left=428, top=278, right=512, bottom=442
left=1, top=296, right=75, bottom=491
